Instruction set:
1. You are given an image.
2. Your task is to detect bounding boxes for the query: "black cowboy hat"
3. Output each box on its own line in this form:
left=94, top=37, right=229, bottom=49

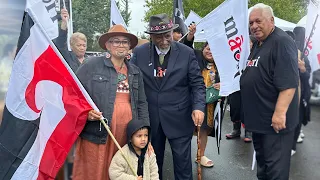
left=145, top=13, right=179, bottom=34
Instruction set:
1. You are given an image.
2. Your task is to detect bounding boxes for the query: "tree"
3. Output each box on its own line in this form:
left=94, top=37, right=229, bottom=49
left=144, top=0, right=307, bottom=24
left=249, top=0, right=307, bottom=23
left=72, top=0, right=132, bottom=51
left=119, top=0, right=132, bottom=26
left=72, top=0, right=110, bottom=51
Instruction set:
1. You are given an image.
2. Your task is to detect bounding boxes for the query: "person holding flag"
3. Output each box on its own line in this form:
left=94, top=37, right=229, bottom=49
left=72, top=24, right=150, bottom=180
left=56, top=8, right=87, bottom=72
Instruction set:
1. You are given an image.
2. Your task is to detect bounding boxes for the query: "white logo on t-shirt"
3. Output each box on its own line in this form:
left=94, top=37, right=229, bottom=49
left=246, top=56, right=260, bottom=67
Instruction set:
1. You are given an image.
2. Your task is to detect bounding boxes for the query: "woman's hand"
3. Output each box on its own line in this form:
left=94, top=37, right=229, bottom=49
left=87, top=110, right=102, bottom=121
left=213, top=83, right=220, bottom=90
left=137, top=176, right=143, bottom=180
left=147, top=143, right=154, bottom=157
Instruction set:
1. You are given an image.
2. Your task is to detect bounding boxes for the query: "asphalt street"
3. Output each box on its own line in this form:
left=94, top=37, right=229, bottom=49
left=162, top=105, right=320, bottom=180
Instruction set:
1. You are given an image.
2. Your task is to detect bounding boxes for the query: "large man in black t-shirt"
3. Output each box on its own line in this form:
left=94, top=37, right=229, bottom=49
left=240, top=3, right=299, bottom=180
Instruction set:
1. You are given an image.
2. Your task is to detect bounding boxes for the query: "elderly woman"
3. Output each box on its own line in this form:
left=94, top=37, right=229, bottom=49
left=56, top=8, right=87, bottom=72
left=72, top=25, right=149, bottom=180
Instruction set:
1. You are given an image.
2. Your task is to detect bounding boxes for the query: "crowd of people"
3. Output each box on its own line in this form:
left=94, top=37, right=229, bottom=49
left=0, top=2, right=314, bottom=180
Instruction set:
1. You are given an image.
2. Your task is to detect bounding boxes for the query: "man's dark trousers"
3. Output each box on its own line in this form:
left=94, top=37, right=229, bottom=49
left=152, top=124, right=193, bottom=180
left=252, top=131, right=294, bottom=180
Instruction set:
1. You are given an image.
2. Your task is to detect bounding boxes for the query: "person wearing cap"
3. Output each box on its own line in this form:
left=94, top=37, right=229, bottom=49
left=72, top=24, right=149, bottom=180
left=131, top=13, right=205, bottom=180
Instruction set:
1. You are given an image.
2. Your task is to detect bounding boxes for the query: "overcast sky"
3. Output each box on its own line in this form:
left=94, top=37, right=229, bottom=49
left=127, top=0, right=148, bottom=37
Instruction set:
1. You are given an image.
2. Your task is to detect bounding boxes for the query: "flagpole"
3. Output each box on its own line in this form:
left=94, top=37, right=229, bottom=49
left=302, top=14, right=319, bottom=60
left=27, top=7, right=138, bottom=177
left=100, top=118, right=138, bottom=177
left=62, top=0, right=66, bottom=8
left=196, top=126, right=202, bottom=180
left=62, top=0, right=72, bottom=50
left=177, top=20, right=203, bottom=42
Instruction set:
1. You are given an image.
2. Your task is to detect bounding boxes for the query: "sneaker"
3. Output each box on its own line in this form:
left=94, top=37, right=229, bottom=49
left=297, top=135, right=303, bottom=143
left=300, top=130, right=305, bottom=138
left=291, top=150, right=296, bottom=156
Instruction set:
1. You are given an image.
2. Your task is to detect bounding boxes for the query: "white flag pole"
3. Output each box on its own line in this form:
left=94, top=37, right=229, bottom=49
left=251, top=150, right=256, bottom=170
left=177, top=14, right=207, bottom=42
left=62, top=0, right=66, bottom=8
left=62, top=0, right=72, bottom=51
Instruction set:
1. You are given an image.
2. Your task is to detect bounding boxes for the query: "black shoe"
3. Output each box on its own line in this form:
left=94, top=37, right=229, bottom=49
left=226, top=121, right=241, bottom=139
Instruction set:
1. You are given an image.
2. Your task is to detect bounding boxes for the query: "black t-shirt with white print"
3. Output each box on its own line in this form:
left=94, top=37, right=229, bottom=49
left=240, top=27, right=299, bottom=134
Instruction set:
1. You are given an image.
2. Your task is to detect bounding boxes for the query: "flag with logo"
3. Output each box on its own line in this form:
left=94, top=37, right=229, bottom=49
left=198, top=0, right=250, bottom=96
left=305, top=0, right=320, bottom=73
left=110, top=0, right=127, bottom=29
left=0, top=0, right=94, bottom=179
left=173, top=0, right=188, bottom=35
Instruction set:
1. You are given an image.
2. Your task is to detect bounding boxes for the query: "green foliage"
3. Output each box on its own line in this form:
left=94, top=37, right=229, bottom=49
left=144, top=0, right=308, bottom=50
left=119, top=0, right=132, bottom=26
left=145, top=0, right=307, bottom=23
left=249, top=0, right=307, bottom=23
left=72, top=0, right=132, bottom=51
left=73, top=0, right=110, bottom=51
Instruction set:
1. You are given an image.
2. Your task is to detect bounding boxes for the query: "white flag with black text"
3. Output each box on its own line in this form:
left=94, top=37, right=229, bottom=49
left=199, top=0, right=250, bottom=96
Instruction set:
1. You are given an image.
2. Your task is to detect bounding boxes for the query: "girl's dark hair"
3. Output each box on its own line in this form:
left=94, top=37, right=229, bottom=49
left=202, top=41, right=209, bottom=51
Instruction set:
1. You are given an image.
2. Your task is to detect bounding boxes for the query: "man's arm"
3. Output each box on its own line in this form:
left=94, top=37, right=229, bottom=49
left=188, top=51, right=205, bottom=126
left=272, top=88, right=296, bottom=132
left=272, top=37, right=299, bottom=132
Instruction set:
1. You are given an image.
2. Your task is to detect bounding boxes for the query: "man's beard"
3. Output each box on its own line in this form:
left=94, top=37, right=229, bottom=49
left=159, top=46, right=170, bottom=53
left=115, top=51, right=127, bottom=58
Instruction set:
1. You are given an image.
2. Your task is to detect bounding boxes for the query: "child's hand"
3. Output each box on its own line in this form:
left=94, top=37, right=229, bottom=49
left=137, top=176, right=143, bottom=180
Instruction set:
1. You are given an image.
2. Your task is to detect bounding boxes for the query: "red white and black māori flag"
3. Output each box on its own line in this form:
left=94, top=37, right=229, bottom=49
left=0, top=1, right=93, bottom=179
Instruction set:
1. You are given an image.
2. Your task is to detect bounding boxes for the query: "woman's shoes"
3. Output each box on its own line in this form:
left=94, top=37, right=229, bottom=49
left=195, top=156, right=214, bottom=167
